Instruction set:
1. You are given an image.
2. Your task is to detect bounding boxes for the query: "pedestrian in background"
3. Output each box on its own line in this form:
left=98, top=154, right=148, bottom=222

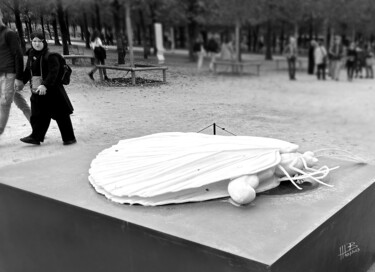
left=284, top=36, right=298, bottom=80
left=220, top=37, right=235, bottom=61
left=206, top=33, right=220, bottom=72
left=0, top=8, right=31, bottom=136
left=20, top=31, right=76, bottom=146
left=88, top=30, right=109, bottom=81
left=329, top=35, right=344, bottom=81
left=193, top=35, right=206, bottom=72
left=354, top=42, right=366, bottom=78
left=308, top=40, right=317, bottom=75
left=346, top=42, right=357, bottom=82
left=364, top=44, right=374, bottom=79
left=314, top=39, right=327, bottom=80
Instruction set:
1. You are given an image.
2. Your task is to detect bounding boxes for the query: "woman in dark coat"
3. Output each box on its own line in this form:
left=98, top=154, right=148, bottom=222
left=346, top=42, right=357, bottom=81
left=20, top=31, right=76, bottom=145
left=308, top=40, right=317, bottom=75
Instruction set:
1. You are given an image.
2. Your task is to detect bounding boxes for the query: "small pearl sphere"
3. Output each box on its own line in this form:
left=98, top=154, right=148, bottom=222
left=228, top=176, right=257, bottom=205
left=246, top=175, right=260, bottom=188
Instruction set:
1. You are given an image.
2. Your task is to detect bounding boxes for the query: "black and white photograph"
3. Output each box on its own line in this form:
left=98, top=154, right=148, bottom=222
left=0, top=0, right=375, bottom=271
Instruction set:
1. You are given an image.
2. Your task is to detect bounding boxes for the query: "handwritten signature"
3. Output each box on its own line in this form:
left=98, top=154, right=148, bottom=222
left=339, top=242, right=360, bottom=260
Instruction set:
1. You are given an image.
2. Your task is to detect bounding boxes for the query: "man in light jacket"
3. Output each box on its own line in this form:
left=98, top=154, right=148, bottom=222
left=0, top=8, right=31, bottom=136
left=284, top=36, right=298, bottom=80
left=314, top=39, right=327, bottom=80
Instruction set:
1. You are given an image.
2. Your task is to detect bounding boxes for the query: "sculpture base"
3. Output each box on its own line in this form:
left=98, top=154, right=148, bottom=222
left=0, top=146, right=374, bottom=272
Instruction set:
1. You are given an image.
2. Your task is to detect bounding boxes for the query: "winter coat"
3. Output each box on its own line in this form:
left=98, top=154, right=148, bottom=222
left=23, top=49, right=74, bottom=118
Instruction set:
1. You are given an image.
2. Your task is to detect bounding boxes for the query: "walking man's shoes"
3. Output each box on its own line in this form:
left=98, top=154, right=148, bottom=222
left=20, top=136, right=41, bottom=145
left=63, top=139, right=77, bottom=146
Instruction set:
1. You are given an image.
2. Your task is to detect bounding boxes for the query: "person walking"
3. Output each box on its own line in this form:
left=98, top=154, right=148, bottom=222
left=0, top=8, right=31, bottom=136
left=283, top=36, right=298, bottom=80
left=308, top=40, right=317, bottom=75
left=220, top=37, right=235, bottom=73
left=206, top=33, right=220, bottom=72
left=193, top=35, right=206, bottom=72
left=329, top=35, right=344, bottom=81
left=364, top=44, right=374, bottom=79
left=88, top=30, right=109, bottom=81
left=354, top=42, right=366, bottom=79
left=20, top=31, right=76, bottom=146
left=346, top=42, right=357, bottom=82
left=220, top=37, right=235, bottom=61
left=314, top=39, right=327, bottom=80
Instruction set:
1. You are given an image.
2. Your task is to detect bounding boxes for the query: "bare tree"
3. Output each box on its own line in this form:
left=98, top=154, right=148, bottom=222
left=56, top=0, right=69, bottom=54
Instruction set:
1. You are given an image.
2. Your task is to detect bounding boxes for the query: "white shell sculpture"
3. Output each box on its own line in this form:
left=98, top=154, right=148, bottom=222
left=89, top=132, right=336, bottom=206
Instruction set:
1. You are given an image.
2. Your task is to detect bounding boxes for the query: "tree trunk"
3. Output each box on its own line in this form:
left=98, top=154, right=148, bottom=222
left=46, top=21, right=53, bottom=40
left=149, top=3, right=157, bottom=55
left=40, top=15, right=45, bottom=40
left=235, top=19, right=241, bottom=62
left=265, top=20, right=272, bottom=60
left=57, top=0, right=69, bottom=54
left=83, top=12, right=90, bottom=49
left=111, top=0, right=125, bottom=64
left=125, top=1, right=134, bottom=67
left=294, top=22, right=299, bottom=43
left=139, top=10, right=149, bottom=59
left=13, top=0, right=26, bottom=53
left=52, top=15, right=61, bottom=45
left=247, top=26, right=252, bottom=52
left=27, top=17, right=32, bottom=37
left=272, top=32, right=277, bottom=53
left=186, top=0, right=200, bottom=61
left=170, top=27, right=175, bottom=51
left=322, top=18, right=329, bottom=50
left=65, top=12, right=71, bottom=45
left=80, top=24, right=84, bottom=41
left=280, top=23, right=285, bottom=54
left=309, top=14, right=314, bottom=41
left=95, top=0, right=102, bottom=33
left=252, top=25, right=259, bottom=52
left=24, top=20, right=30, bottom=43
left=179, top=26, right=185, bottom=48
left=91, top=10, right=96, bottom=31
left=187, top=20, right=197, bottom=61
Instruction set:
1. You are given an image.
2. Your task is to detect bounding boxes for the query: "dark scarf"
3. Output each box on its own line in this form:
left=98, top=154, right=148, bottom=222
left=29, top=45, right=48, bottom=77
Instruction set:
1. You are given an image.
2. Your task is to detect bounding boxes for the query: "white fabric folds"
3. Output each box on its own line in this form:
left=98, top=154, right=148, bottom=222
left=88, top=132, right=299, bottom=206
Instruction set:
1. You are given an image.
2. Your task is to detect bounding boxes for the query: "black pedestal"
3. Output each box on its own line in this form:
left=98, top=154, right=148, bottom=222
left=0, top=147, right=374, bottom=272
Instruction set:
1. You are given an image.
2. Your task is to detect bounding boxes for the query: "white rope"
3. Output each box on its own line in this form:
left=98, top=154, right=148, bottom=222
left=289, top=165, right=334, bottom=188
left=313, top=148, right=367, bottom=164
left=277, top=164, right=303, bottom=190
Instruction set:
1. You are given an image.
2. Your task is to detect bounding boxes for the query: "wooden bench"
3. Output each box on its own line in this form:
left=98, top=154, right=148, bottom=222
left=96, top=64, right=168, bottom=85
left=212, top=60, right=262, bottom=76
left=63, top=55, right=95, bottom=65
left=275, top=58, right=303, bottom=70
left=68, top=45, right=84, bottom=55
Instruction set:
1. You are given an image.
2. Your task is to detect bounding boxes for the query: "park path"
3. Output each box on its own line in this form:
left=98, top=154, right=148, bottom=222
left=0, top=57, right=374, bottom=169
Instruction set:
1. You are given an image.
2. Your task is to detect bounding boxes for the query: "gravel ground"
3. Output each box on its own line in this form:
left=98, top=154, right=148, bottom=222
left=1, top=48, right=374, bottom=168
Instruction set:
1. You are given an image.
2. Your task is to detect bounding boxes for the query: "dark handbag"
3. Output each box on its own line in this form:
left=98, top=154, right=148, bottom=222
left=94, top=46, right=106, bottom=60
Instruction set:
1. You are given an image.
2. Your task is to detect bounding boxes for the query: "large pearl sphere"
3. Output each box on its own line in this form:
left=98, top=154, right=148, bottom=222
left=228, top=175, right=257, bottom=205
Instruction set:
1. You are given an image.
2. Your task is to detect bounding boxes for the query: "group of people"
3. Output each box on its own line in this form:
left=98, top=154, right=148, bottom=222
left=0, top=8, right=76, bottom=146
left=194, top=33, right=235, bottom=72
left=286, top=35, right=374, bottom=81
